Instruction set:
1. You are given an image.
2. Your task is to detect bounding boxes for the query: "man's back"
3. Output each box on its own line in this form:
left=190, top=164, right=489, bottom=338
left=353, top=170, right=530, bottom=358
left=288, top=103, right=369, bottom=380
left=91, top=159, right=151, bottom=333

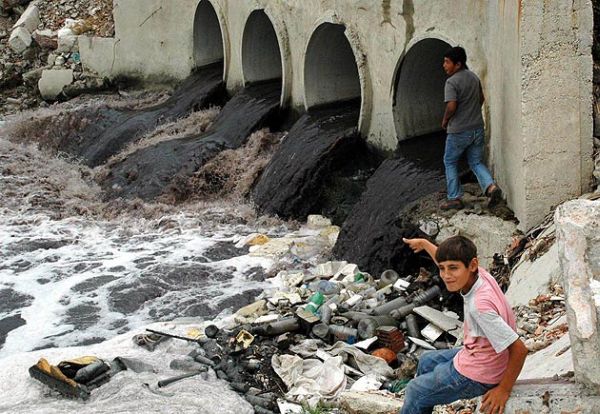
left=444, top=69, right=484, bottom=134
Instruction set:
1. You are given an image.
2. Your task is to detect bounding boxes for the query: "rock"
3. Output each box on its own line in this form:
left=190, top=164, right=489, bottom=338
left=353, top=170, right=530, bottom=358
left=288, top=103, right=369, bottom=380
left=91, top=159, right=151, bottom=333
left=8, top=26, right=32, bottom=53
left=22, top=66, right=46, bottom=84
left=57, top=27, right=77, bottom=53
left=506, top=243, right=562, bottom=307
left=38, top=69, right=73, bottom=100
left=436, top=211, right=518, bottom=268
left=32, top=28, right=57, bottom=49
left=338, top=391, right=404, bottom=414
left=12, top=1, right=39, bottom=32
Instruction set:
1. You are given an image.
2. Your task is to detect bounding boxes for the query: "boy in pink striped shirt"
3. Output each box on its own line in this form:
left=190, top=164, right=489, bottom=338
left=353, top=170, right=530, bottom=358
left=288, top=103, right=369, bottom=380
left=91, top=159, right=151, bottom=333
left=400, top=235, right=528, bottom=414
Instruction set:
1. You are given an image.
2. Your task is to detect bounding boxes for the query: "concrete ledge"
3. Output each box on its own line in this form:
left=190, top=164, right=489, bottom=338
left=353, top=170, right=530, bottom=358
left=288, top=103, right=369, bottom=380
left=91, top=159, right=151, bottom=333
left=500, top=381, right=600, bottom=414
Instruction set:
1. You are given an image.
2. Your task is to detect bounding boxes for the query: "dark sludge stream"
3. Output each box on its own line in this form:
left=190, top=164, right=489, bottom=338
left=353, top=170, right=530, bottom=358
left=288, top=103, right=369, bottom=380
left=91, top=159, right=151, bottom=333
left=253, top=100, right=383, bottom=224
left=101, top=80, right=282, bottom=201
left=332, top=132, right=448, bottom=276
left=62, top=63, right=225, bottom=167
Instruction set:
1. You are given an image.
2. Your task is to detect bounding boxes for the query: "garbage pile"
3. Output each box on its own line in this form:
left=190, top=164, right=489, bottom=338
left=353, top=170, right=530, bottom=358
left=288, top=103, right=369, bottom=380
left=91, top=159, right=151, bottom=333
left=117, top=221, right=465, bottom=413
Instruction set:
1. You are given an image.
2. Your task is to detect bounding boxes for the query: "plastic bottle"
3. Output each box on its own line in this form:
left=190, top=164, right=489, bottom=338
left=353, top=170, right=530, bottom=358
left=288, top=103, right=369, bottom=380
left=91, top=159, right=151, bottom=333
left=329, top=325, right=358, bottom=342
left=305, top=291, right=325, bottom=314
left=373, top=296, right=409, bottom=316
left=405, top=314, right=421, bottom=338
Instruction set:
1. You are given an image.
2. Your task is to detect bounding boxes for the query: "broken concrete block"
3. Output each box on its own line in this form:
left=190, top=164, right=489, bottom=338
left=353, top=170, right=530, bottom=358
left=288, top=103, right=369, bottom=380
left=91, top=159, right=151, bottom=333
left=12, top=1, right=39, bottom=33
left=413, top=305, right=462, bottom=336
left=518, top=334, right=572, bottom=380
left=500, top=381, right=600, bottom=413
left=436, top=212, right=517, bottom=268
left=555, top=199, right=600, bottom=391
left=8, top=26, right=32, bottom=53
left=506, top=242, right=562, bottom=307
left=338, top=391, right=404, bottom=414
left=38, top=69, right=73, bottom=101
left=32, top=28, right=57, bottom=49
left=57, top=27, right=77, bottom=53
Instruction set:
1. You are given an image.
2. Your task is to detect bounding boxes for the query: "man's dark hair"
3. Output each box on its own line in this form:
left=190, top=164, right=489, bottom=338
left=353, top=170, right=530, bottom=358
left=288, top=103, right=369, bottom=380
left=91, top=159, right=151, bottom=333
left=435, top=235, right=477, bottom=268
left=444, top=46, right=468, bottom=69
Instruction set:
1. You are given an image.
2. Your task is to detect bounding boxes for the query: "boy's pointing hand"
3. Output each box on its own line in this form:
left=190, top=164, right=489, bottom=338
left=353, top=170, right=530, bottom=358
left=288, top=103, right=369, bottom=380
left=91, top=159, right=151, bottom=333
left=402, top=238, right=425, bottom=253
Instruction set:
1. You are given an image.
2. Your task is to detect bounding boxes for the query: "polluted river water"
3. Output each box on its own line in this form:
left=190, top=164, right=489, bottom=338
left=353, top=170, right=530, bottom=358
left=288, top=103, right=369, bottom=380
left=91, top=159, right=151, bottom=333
left=0, top=133, right=330, bottom=413
left=0, top=66, right=453, bottom=412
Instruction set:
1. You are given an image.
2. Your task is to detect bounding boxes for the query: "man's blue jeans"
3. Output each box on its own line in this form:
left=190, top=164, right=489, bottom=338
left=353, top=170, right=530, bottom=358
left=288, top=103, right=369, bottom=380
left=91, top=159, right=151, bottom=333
left=444, top=128, right=495, bottom=200
left=400, top=349, right=495, bottom=414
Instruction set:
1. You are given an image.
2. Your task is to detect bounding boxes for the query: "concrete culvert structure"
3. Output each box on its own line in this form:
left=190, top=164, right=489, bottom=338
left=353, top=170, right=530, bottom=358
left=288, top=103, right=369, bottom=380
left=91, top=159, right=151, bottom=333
left=304, top=23, right=361, bottom=108
left=242, top=10, right=282, bottom=83
left=393, top=38, right=451, bottom=140
left=193, top=0, right=224, bottom=68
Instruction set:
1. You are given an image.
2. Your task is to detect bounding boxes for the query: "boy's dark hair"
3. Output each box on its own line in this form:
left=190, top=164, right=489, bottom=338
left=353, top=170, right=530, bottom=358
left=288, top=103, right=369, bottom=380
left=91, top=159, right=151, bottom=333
left=435, top=235, right=477, bottom=268
left=444, top=46, right=468, bottom=69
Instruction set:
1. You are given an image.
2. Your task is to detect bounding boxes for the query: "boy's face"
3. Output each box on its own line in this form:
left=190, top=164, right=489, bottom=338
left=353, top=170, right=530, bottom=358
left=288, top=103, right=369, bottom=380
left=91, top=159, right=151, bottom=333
left=443, top=57, right=461, bottom=76
left=438, top=258, right=478, bottom=292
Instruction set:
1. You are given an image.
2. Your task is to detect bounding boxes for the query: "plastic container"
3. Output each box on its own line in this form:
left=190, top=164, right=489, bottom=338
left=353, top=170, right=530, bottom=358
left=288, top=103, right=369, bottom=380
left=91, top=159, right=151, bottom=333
left=329, top=325, right=358, bottom=342
left=305, top=292, right=325, bottom=314
left=379, top=269, right=399, bottom=287
left=373, top=296, right=409, bottom=316
left=357, top=316, right=397, bottom=339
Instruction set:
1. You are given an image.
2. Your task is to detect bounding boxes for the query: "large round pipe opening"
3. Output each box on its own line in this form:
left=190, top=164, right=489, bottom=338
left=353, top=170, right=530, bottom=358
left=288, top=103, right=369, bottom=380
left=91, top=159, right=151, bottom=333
left=193, top=0, right=224, bottom=68
left=304, top=23, right=361, bottom=108
left=242, top=10, right=282, bottom=83
left=393, top=38, right=451, bottom=140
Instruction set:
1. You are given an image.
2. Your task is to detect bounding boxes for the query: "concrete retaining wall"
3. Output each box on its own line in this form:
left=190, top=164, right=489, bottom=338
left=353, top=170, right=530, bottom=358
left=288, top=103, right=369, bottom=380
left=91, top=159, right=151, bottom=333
left=79, top=0, right=594, bottom=231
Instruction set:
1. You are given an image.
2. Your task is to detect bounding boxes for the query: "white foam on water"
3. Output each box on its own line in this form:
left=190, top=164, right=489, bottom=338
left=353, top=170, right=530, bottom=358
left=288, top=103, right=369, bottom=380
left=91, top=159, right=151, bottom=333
left=0, top=209, right=276, bottom=358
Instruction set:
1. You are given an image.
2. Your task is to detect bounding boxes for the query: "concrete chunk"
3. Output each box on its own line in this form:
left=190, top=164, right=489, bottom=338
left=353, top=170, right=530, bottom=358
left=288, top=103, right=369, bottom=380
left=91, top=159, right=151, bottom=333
left=12, top=2, right=39, bottom=33
left=38, top=69, right=73, bottom=101
left=506, top=243, right=562, bottom=307
left=500, top=381, right=600, bottom=413
left=555, top=199, right=600, bottom=392
left=338, top=391, right=403, bottom=414
left=413, top=305, right=462, bottom=335
left=8, top=26, right=32, bottom=53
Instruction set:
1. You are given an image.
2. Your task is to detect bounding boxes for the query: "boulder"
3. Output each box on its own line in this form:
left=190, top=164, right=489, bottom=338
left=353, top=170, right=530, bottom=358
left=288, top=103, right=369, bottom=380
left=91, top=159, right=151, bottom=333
left=436, top=212, right=518, bottom=268
left=8, top=26, right=31, bottom=53
left=38, top=69, right=73, bottom=100
left=12, top=1, right=38, bottom=32
left=506, top=242, right=562, bottom=307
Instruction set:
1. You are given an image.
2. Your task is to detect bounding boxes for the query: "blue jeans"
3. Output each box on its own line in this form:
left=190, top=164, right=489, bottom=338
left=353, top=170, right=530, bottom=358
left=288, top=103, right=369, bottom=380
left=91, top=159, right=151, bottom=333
left=444, top=128, right=495, bottom=200
left=400, top=349, right=495, bottom=414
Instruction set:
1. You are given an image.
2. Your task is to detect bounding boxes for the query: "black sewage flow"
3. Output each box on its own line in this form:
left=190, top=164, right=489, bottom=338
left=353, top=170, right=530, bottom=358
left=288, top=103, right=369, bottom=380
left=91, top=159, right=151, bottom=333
left=252, top=100, right=383, bottom=224
left=62, top=63, right=225, bottom=167
left=102, top=80, right=282, bottom=201
left=332, top=132, right=448, bottom=276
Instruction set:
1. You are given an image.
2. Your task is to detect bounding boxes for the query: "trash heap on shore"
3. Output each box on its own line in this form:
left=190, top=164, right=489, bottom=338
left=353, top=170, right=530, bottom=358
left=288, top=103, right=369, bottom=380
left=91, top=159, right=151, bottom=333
left=24, top=214, right=570, bottom=414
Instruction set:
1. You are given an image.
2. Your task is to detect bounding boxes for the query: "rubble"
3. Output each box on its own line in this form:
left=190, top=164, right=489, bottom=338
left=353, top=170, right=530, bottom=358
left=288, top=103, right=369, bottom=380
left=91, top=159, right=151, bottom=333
left=37, top=68, right=73, bottom=100
left=0, top=0, right=114, bottom=115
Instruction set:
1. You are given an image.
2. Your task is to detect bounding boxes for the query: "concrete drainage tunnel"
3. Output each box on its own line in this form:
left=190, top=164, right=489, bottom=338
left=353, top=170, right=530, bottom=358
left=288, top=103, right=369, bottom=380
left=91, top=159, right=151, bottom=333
left=68, top=1, right=458, bottom=277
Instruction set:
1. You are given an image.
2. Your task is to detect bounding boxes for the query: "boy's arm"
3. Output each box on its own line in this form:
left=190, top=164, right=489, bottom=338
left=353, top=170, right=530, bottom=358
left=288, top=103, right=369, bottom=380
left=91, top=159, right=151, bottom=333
left=442, top=101, right=457, bottom=129
left=480, top=339, right=528, bottom=414
left=402, top=238, right=438, bottom=264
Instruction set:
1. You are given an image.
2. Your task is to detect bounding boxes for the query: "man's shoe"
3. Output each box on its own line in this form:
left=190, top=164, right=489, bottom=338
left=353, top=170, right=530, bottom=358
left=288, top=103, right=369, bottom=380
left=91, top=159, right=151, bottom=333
left=440, top=199, right=464, bottom=211
left=487, top=184, right=503, bottom=208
